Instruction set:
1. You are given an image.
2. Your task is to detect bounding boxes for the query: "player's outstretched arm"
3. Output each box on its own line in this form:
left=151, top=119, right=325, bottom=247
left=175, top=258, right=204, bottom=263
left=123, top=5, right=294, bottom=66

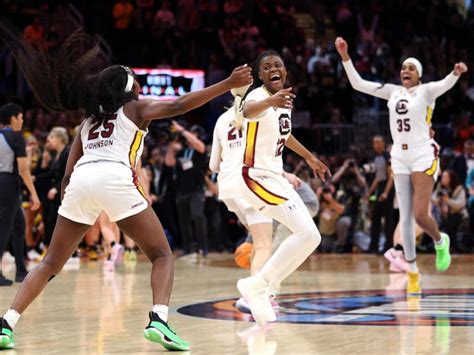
left=335, top=37, right=395, bottom=100
left=243, top=87, right=295, bottom=118
left=285, top=134, right=330, bottom=181
left=137, top=65, right=252, bottom=121
left=426, top=62, right=468, bottom=101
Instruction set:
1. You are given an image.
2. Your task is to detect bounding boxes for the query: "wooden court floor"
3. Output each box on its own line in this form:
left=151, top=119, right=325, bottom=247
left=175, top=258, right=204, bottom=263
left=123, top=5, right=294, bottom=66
left=1, top=253, right=473, bottom=354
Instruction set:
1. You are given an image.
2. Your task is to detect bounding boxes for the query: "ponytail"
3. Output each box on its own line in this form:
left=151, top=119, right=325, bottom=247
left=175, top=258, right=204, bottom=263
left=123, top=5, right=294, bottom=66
left=231, top=95, right=245, bottom=130
left=0, top=22, right=135, bottom=120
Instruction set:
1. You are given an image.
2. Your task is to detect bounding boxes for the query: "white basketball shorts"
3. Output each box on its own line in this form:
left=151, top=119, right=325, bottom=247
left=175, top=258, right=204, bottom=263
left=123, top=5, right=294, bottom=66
left=58, top=161, right=148, bottom=225
left=391, top=141, right=440, bottom=180
left=222, top=197, right=272, bottom=226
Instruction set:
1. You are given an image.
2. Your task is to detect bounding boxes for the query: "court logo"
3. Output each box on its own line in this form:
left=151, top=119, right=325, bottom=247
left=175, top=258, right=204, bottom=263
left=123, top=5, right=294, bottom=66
left=177, top=289, right=474, bottom=326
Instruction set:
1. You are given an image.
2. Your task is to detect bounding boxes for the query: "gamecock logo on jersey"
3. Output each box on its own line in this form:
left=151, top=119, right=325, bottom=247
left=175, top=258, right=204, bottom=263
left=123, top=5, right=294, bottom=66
left=395, top=99, right=409, bottom=114
left=279, top=113, right=291, bottom=135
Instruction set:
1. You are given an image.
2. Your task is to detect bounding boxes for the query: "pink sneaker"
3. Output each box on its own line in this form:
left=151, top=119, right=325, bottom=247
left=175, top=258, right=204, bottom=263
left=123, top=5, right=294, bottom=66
left=110, top=244, right=124, bottom=266
left=391, top=256, right=409, bottom=272
left=385, top=248, right=409, bottom=273
left=103, top=259, right=115, bottom=272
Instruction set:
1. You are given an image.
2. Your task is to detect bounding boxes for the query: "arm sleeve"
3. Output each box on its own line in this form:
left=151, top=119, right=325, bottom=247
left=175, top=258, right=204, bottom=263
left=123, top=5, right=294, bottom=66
left=245, top=88, right=269, bottom=119
left=425, top=72, right=459, bottom=103
left=342, top=60, right=396, bottom=100
left=209, top=124, right=222, bottom=173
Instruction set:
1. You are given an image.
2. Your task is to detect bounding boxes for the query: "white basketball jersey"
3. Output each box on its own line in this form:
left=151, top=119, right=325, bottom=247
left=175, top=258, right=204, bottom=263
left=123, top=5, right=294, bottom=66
left=212, top=108, right=245, bottom=199
left=243, top=87, right=292, bottom=174
left=76, top=106, right=147, bottom=169
left=387, top=85, right=435, bottom=147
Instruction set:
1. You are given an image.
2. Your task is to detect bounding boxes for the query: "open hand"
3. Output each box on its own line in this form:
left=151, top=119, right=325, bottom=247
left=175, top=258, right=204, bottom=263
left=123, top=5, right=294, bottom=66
left=306, top=156, right=331, bottom=182
left=268, top=87, right=295, bottom=109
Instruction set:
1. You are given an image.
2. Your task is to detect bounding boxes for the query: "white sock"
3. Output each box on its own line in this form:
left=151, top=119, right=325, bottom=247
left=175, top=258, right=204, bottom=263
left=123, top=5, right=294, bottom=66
left=152, top=304, right=169, bottom=323
left=3, top=309, right=21, bottom=329
left=408, top=261, right=418, bottom=273
left=434, top=236, right=444, bottom=245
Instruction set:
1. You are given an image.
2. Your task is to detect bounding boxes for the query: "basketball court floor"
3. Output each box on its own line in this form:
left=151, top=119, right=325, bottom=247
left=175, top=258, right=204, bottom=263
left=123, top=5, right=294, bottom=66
left=1, top=253, right=473, bottom=354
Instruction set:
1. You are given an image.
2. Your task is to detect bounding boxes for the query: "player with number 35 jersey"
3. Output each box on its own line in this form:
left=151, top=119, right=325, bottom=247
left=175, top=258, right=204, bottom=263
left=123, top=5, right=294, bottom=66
left=335, top=36, right=468, bottom=296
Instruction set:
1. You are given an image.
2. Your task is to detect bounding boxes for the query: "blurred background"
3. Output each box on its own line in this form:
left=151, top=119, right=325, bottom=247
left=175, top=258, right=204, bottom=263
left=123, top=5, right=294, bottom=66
left=0, top=0, right=473, bottom=263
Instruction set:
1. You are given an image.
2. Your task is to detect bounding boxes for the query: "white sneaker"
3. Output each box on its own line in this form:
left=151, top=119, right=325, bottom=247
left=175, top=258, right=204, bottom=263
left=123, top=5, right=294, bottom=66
left=237, top=276, right=276, bottom=326
left=2, top=251, right=15, bottom=263
left=236, top=297, right=251, bottom=314
left=103, top=259, right=115, bottom=272
left=27, top=249, right=41, bottom=261
left=110, top=244, right=124, bottom=266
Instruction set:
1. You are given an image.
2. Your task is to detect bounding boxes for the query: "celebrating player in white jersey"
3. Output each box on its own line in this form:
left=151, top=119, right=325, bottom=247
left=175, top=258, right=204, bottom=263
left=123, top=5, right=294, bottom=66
left=0, top=28, right=252, bottom=351
left=234, top=50, right=329, bottom=326
left=209, top=84, right=304, bottom=313
left=335, top=36, right=468, bottom=295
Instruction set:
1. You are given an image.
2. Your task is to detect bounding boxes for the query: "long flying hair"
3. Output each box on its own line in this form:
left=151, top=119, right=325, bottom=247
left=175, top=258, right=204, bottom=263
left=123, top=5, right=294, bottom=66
left=0, top=22, right=136, bottom=120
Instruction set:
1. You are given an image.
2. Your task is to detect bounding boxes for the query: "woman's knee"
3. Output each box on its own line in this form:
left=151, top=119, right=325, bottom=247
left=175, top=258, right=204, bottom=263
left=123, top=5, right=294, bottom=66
left=300, top=224, right=321, bottom=249
left=414, top=208, right=429, bottom=225
left=40, top=258, right=63, bottom=276
left=146, top=244, right=173, bottom=263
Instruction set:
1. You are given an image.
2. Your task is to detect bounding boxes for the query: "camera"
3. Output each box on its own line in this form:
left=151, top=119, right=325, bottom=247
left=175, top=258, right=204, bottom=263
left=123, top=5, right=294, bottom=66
left=348, top=161, right=355, bottom=168
left=322, top=186, right=332, bottom=194
left=437, top=188, right=449, bottom=198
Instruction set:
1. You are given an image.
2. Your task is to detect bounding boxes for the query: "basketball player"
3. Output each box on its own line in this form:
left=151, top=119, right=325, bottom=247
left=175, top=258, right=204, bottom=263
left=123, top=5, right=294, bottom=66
left=335, top=36, right=468, bottom=294
left=0, top=28, right=251, bottom=351
left=209, top=85, right=303, bottom=312
left=235, top=50, right=329, bottom=326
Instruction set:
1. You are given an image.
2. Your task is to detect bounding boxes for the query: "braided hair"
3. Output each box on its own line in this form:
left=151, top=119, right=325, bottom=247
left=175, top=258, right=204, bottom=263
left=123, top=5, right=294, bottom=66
left=231, top=50, right=283, bottom=130
left=0, top=22, right=137, bottom=121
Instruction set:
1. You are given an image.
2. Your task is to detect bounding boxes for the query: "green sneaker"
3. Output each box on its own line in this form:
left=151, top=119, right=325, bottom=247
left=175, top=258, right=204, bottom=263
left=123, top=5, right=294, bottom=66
left=144, top=312, right=190, bottom=351
left=435, top=233, right=451, bottom=272
left=0, top=318, right=15, bottom=349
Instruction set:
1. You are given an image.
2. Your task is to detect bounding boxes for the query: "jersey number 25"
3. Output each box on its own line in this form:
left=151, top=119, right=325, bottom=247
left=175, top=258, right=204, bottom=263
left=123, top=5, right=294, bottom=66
left=88, top=115, right=117, bottom=140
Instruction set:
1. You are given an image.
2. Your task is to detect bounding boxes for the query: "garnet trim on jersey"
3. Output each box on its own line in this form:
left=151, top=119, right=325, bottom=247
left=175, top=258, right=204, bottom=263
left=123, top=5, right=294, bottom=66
left=242, top=166, right=287, bottom=206
left=128, top=130, right=147, bottom=200
left=243, top=121, right=258, bottom=167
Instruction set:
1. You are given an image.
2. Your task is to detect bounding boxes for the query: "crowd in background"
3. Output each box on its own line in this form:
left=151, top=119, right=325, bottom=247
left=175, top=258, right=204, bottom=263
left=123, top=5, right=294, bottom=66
left=0, top=0, right=473, bottom=264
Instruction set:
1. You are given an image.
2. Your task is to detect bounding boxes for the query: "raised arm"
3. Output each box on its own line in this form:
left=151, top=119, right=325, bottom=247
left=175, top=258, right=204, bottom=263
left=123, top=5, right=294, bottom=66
left=335, top=37, right=396, bottom=100
left=137, top=65, right=252, bottom=121
left=426, top=62, right=468, bottom=102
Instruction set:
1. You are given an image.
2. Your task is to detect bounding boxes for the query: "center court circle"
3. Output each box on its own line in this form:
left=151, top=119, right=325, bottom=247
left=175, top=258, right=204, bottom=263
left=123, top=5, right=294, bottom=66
left=177, top=289, right=474, bottom=326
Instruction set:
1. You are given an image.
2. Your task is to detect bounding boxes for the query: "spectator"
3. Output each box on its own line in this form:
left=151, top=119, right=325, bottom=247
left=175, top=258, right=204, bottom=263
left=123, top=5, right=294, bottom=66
left=330, top=158, right=367, bottom=252
left=166, top=121, right=208, bottom=256
left=153, top=0, right=176, bottom=30
left=366, top=136, right=395, bottom=253
left=432, top=170, right=468, bottom=252
left=448, top=139, right=474, bottom=184
left=113, top=0, right=134, bottom=30
left=34, top=127, right=70, bottom=250
left=318, top=184, right=345, bottom=252
left=23, top=17, right=45, bottom=50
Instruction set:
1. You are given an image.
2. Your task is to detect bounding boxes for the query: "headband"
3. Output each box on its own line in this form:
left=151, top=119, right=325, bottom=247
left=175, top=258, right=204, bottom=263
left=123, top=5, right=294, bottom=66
left=402, top=57, right=423, bottom=78
left=121, top=65, right=134, bottom=92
